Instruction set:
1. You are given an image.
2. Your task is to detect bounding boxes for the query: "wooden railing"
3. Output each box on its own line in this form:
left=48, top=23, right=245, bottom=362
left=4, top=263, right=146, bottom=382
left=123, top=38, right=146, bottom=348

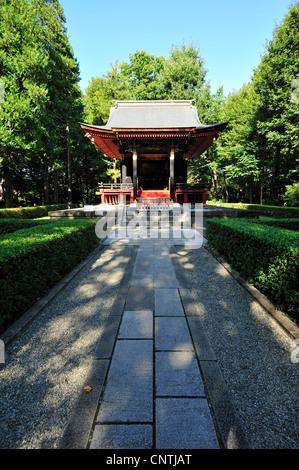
left=99, top=183, right=134, bottom=191
left=175, top=183, right=208, bottom=190
left=137, top=197, right=171, bottom=210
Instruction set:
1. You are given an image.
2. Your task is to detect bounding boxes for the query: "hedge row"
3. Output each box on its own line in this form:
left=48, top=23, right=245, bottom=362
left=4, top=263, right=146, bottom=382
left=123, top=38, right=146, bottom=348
left=0, top=219, right=99, bottom=333
left=0, top=218, right=54, bottom=235
left=0, top=204, right=79, bottom=219
left=206, top=218, right=299, bottom=323
left=206, top=202, right=299, bottom=218
left=250, top=218, right=299, bottom=231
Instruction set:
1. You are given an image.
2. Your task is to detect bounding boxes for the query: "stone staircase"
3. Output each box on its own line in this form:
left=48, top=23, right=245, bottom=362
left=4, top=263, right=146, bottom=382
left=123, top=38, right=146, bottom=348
left=115, top=205, right=205, bottom=240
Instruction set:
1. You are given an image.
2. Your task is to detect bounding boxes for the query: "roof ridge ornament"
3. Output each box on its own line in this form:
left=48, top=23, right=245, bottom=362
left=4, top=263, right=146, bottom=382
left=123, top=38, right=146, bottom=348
left=112, top=99, right=195, bottom=108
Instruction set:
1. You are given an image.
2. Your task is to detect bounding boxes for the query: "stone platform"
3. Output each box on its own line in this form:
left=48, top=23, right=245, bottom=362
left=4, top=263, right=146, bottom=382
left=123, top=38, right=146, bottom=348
left=48, top=203, right=259, bottom=220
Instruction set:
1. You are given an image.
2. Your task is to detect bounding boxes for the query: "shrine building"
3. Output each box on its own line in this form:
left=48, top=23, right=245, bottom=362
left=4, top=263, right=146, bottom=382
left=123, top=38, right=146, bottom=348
left=79, top=100, right=228, bottom=205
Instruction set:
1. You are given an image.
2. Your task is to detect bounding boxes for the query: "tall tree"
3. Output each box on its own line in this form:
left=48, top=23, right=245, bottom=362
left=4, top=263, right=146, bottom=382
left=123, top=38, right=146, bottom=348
left=0, top=0, right=48, bottom=207
left=187, top=83, right=226, bottom=195
left=251, top=1, right=299, bottom=203
left=0, top=0, right=85, bottom=206
left=84, top=61, right=131, bottom=126
left=219, top=82, right=260, bottom=202
left=32, top=0, right=83, bottom=205
left=159, top=42, right=207, bottom=100
left=120, top=50, right=164, bottom=100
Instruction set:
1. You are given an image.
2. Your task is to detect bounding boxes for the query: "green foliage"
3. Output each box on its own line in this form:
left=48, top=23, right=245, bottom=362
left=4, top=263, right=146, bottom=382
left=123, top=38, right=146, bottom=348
left=206, top=218, right=299, bottom=323
left=250, top=2, right=299, bottom=201
left=120, top=50, right=165, bottom=100
left=206, top=201, right=299, bottom=218
left=0, top=218, right=53, bottom=235
left=205, top=3, right=299, bottom=204
left=283, top=183, right=299, bottom=207
left=83, top=42, right=209, bottom=124
left=250, top=218, right=299, bottom=231
left=158, top=42, right=207, bottom=100
left=1, top=2, right=298, bottom=208
left=0, top=219, right=98, bottom=333
left=0, top=0, right=49, bottom=180
left=0, top=203, right=78, bottom=219
left=0, top=0, right=93, bottom=207
left=218, top=83, right=260, bottom=202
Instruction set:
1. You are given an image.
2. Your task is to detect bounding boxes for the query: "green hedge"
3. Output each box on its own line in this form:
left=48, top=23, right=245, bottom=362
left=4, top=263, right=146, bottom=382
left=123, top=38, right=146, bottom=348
left=206, top=218, right=299, bottom=323
left=0, top=204, right=79, bottom=219
left=0, top=219, right=99, bottom=333
left=250, top=218, right=299, bottom=231
left=206, top=202, right=299, bottom=218
left=0, top=218, right=54, bottom=235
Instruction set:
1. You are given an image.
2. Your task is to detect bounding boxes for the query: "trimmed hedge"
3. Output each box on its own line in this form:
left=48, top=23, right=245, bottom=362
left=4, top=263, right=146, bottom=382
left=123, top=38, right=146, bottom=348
left=250, top=218, right=299, bottom=231
left=0, top=218, right=53, bottom=236
left=0, top=204, right=80, bottom=219
left=206, top=218, right=299, bottom=323
left=0, top=219, right=99, bottom=334
left=206, top=202, right=299, bottom=218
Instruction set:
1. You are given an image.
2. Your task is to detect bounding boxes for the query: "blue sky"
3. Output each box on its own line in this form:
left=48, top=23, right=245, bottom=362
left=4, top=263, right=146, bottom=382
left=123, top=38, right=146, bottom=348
left=59, top=0, right=294, bottom=97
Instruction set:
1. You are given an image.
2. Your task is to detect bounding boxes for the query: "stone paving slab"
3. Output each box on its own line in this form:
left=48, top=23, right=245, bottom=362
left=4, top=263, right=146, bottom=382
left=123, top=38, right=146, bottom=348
left=130, top=275, right=154, bottom=287
left=133, top=261, right=153, bottom=273
left=155, top=351, right=205, bottom=397
left=90, top=424, right=153, bottom=449
left=155, top=398, right=219, bottom=449
left=187, top=315, right=217, bottom=361
left=155, top=288, right=184, bottom=316
left=118, top=311, right=153, bottom=339
left=97, top=339, right=153, bottom=423
left=153, top=260, right=174, bottom=270
left=125, top=286, right=154, bottom=311
left=60, top=359, right=110, bottom=449
left=199, top=360, right=248, bottom=449
left=155, top=317, right=194, bottom=351
left=154, top=277, right=180, bottom=288
left=94, top=316, right=121, bottom=359
left=154, top=266, right=177, bottom=278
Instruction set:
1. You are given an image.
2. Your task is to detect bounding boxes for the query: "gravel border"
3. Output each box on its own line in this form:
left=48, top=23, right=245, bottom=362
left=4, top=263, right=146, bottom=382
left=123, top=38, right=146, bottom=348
left=204, top=245, right=299, bottom=341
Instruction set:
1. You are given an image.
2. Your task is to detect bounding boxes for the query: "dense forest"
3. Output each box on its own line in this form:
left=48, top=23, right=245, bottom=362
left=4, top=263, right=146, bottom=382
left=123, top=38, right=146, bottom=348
left=0, top=0, right=298, bottom=208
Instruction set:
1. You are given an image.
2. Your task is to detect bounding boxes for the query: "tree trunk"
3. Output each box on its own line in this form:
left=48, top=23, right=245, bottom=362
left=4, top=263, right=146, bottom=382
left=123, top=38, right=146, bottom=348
left=43, top=160, right=49, bottom=205
left=66, top=123, right=72, bottom=206
left=223, top=175, right=229, bottom=202
left=85, top=172, right=89, bottom=204
left=0, top=178, right=4, bottom=203
left=113, top=158, right=117, bottom=184
left=53, top=166, right=58, bottom=203
left=248, top=182, right=253, bottom=204
left=213, top=169, right=218, bottom=196
left=4, top=167, right=13, bottom=208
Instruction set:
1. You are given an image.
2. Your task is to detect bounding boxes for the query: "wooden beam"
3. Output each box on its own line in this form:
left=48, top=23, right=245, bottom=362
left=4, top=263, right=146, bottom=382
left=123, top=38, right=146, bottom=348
left=133, top=149, right=138, bottom=199
left=170, top=148, right=175, bottom=200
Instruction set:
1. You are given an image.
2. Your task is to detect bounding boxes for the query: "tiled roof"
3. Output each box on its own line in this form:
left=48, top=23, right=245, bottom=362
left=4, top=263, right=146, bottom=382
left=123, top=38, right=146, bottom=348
left=93, top=100, right=207, bottom=130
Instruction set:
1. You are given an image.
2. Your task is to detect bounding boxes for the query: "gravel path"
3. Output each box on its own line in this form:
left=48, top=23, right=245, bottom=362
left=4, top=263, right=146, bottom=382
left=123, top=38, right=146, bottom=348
left=0, top=245, right=134, bottom=449
left=175, top=245, right=299, bottom=449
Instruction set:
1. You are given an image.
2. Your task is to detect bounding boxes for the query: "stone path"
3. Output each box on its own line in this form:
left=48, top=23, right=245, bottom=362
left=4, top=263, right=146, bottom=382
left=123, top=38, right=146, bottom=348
left=60, top=219, right=248, bottom=449
left=91, top=242, right=219, bottom=449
